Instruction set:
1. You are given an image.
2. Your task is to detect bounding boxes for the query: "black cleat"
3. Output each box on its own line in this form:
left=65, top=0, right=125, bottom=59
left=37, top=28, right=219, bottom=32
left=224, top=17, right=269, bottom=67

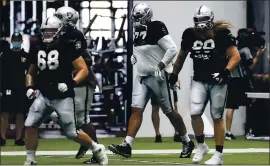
left=173, top=134, right=182, bottom=142
left=179, top=140, right=195, bottom=158
left=14, top=138, right=25, bottom=146
left=75, top=145, right=89, bottom=159
left=225, top=133, right=236, bottom=140
left=155, top=135, right=162, bottom=143
left=108, top=141, right=132, bottom=158
left=83, top=156, right=98, bottom=164
left=0, top=137, right=6, bottom=146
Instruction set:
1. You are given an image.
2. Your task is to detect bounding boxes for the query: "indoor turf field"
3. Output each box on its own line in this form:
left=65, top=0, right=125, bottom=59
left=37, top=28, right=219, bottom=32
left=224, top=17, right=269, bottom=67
left=1, top=137, right=269, bottom=165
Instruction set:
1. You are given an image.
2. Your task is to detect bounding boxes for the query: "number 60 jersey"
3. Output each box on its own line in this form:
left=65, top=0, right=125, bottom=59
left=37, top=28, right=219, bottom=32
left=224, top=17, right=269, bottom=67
left=181, top=27, right=236, bottom=83
left=29, top=37, right=81, bottom=100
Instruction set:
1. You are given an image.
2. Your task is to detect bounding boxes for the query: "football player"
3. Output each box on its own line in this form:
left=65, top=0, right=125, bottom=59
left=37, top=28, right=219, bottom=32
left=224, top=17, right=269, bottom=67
left=24, top=16, right=108, bottom=165
left=52, top=6, right=99, bottom=163
left=169, top=5, right=241, bottom=165
left=108, top=3, right=194, bottom=158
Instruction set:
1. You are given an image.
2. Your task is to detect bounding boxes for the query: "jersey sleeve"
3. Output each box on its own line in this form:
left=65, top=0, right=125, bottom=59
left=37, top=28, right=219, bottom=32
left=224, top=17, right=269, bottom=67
left=74, top=30, right=87, bottom=54
left=28, top=50, right=37, bottom=64
left=219, top=29, right=237, bottom=49
left=180, top=28, right=194, bottom=51
left=152, top=21, right=169, bottom=41
left=69, top=42, right=82, bottom=61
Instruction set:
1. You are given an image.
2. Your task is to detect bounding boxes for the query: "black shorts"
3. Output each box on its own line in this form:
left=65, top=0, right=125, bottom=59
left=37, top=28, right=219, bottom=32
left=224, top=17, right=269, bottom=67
left=1, top=90, right=29, bottom=114
left=226, top=78, right=250, bottom=109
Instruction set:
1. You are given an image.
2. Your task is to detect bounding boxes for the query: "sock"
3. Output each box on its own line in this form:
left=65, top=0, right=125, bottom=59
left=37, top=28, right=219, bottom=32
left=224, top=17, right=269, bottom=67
left=181, top=133, right=190, bottom=143
left=26, top=150, right=36, bottom=161
left=227, top=131, right=231, bottom=135
left=90, top=141, right=98, bottom=151
left=195, top=134, right=205, bottom=144
left=125, top=136, right=134, bottom=147
left=82, top=123, right=98, bottom=143
left=216, top=145, right=223, bottom=153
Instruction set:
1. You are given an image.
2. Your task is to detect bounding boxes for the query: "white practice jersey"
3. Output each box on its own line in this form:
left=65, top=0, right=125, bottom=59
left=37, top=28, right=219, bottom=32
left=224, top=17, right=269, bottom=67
left=133, top=21, right=177, bottom=76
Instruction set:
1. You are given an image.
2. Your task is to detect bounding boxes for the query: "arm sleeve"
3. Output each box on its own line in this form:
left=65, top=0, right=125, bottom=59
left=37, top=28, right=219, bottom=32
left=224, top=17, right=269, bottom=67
left=158, top=35, right=178, bottom=66
left=180, top=28, right=193, bottom=51
left=74, top=31, right=87, bottom=55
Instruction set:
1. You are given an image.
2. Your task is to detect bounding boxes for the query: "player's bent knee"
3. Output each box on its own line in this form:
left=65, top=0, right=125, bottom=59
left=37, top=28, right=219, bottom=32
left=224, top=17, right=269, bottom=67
left=65, top=129, right=78, bottom=140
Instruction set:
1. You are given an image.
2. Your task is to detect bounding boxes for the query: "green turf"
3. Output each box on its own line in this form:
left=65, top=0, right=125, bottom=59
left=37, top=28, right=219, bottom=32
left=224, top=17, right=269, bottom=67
left=1, top=136, right=269, bottom=151
left=0, top=137, right=269, bottom=165
left=1, top=153, right=269, bottom=165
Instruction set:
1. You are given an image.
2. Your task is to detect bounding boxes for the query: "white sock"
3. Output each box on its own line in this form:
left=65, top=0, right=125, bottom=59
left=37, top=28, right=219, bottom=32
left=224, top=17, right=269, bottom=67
left=180, top=133, right=190, bottom=143
left=125, top=136, right=134, bottom=147
left=227, top=131, right=231, bottom=135
left=26, top=150, right=36, bottom=161
left=90, top=141, right=98, bottom=151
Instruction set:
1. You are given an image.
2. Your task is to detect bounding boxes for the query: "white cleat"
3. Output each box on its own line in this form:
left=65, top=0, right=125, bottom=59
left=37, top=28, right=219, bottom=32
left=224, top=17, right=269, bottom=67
left=24, top=160, right=37, bottom=165
left=192, top=143, right=209, bottom=164
left=204, top=151, right=223, bottom=165
left=93, top=144, right=108, bottom=165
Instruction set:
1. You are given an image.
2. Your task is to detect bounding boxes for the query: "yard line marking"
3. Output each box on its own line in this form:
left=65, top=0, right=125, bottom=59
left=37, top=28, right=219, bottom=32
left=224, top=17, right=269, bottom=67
left=1, top=148, right=269, bottom=156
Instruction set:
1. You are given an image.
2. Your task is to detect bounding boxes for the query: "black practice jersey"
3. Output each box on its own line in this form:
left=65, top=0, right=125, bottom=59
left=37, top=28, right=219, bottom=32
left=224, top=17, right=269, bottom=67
left=181, top=28, right=236, bottom=83
left=65, top=27, right=96, bottom=88
left=29, top=36, right=81, bottom=100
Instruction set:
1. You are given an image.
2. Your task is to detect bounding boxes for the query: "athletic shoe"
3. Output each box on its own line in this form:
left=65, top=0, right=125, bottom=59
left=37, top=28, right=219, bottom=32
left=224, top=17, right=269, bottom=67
left=83, top=156, right=98, bottom=164
left=192, top=143, right=209, bottom=164
left=14, top=138, right=25, bottom=146
left=0, top=137, right=6, bottom=146
left=204, top=151, right=223, bottom=165
left=24, top=160, right=37, bottom=165
left=75, top=145, right=88, bottom=159
left=92, top=144, right=108, bottom=165
left=108, top=140, right=132, bottom=158
left=179, top=140, right=195, bottom=158
left=155, top=135, right=162, bottom=143
left=225, top=133, right=236, bottom=140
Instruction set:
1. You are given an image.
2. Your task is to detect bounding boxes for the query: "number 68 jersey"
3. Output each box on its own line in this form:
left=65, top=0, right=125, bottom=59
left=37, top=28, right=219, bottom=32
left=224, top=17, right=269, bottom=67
left=181, top=27, right=236, bottom=83
left=29, top=37, right=81, bottom=99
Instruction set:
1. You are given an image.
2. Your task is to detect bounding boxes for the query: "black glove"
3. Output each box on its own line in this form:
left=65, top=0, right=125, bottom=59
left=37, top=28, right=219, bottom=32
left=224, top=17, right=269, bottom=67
left=212, top=69, right=230, bottom=84
left=169, top=73, right=178, bottom=88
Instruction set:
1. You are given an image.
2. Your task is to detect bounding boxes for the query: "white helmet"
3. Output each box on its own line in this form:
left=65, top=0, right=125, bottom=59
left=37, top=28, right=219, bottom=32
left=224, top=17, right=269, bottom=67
left=131, top=3, right=153, bottom=27
left=41, top=16, right=63, bottom=44
left=54, top=6, right=79, bottom=26
left=193, top=5, right=214, bottom=31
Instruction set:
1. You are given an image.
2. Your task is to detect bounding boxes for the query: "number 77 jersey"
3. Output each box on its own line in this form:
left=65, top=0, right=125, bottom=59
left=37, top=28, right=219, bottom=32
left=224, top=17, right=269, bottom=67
left=29, top=38, right=81, bottom=100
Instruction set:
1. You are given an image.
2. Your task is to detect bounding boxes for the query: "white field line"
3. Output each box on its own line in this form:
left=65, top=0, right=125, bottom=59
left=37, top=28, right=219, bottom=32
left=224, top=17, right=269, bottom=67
left=1, top=148, right=269, bottom=156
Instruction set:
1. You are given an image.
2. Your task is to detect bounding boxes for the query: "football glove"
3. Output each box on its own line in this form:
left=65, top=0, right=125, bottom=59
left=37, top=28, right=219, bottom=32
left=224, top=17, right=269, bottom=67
left=154, top=67, right=164, bottom=81
left=211, top=69, right=230, bottom=84
left=131, top=55, right=137, bottom=65
left=58, top=83, right=68, bottom=93
left=168, top=73, right=178, bottom=89
left=26, top=87, right=38, bottom=99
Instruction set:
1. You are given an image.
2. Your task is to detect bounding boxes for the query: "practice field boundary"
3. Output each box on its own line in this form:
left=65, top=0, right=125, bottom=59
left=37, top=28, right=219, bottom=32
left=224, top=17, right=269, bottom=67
left=1, top=148, right=269, bottom=156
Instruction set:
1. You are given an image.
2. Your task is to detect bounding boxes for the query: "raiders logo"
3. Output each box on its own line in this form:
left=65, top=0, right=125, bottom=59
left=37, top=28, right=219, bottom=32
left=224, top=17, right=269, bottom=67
left=75, top=41, right=81, bottom=50
left=21, top=57, right=26, bottom=63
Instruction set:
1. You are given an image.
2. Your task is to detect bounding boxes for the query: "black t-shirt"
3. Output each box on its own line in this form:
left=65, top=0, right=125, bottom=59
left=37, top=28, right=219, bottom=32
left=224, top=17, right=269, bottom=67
left=1, top=49, right=30, bottom=92
left=29, top=36, right=80, bottom=99
left=65, top=27, right=96, bottom=88
left=181, top=28, right=236, bottom=83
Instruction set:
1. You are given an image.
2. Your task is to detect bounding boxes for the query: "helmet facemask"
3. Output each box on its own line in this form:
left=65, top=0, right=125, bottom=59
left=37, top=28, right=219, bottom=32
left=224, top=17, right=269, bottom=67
left=193, top=16, right=214, bottom=32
